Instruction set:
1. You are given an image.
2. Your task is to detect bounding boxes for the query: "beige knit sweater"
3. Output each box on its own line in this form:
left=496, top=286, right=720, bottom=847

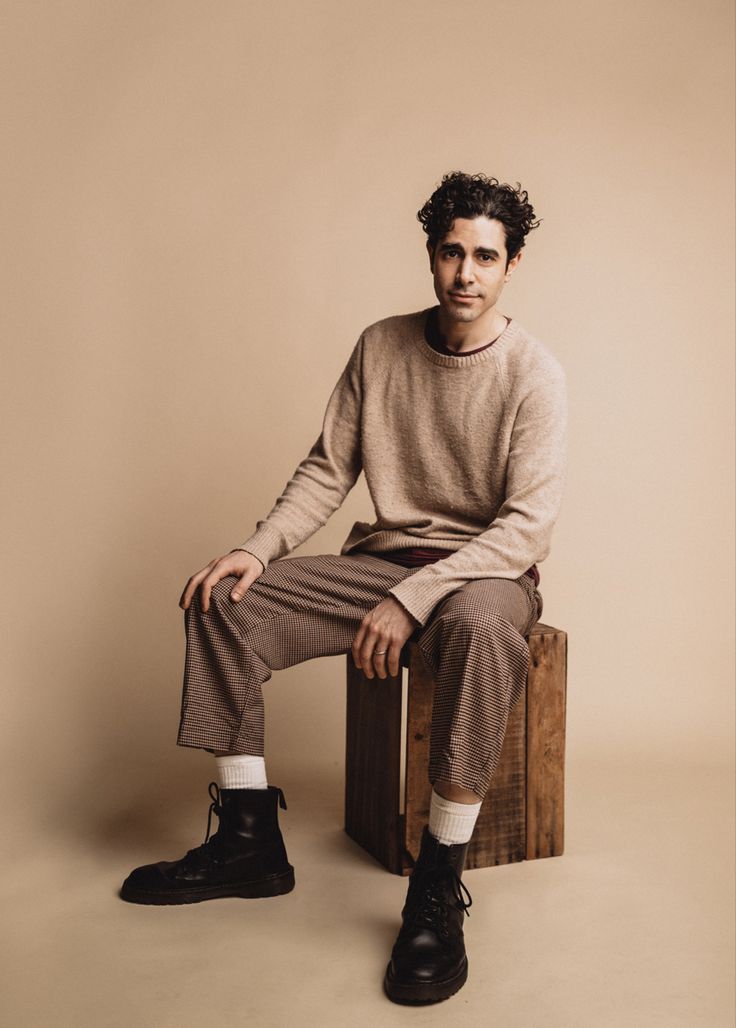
left=236, top=307, right=568, bottom=626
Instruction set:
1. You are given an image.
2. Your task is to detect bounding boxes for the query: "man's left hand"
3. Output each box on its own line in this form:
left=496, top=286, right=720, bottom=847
left=351, top=596, right=419, bottom=680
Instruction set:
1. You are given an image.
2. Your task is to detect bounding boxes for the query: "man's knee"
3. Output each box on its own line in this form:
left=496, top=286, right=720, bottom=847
left=429, top=578, right=532, bottom=644
left=434, top=592, right=511, bottom=643
left=186, top=575, right=245, bottom=619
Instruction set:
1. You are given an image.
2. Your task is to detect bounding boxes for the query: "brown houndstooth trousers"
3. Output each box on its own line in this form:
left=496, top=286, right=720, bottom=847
left=177, top=552, right=544, bottom=798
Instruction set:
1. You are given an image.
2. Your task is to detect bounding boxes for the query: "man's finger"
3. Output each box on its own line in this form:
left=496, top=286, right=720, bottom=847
left=373, top=647, right=389, bottom=680
left=230, top=571, right=255, bottom=602
left=352, top=621, right=368, bottom=668
left=179, top=576, right=198, bottom=610
left=359, top=636, right=379, bottom=679
left=200, top=570, right=224, bottom=613
left=359, top=627, right=382, bottom=678
left=180, top=566, right=212, bottom=610
left=360, top=642, right=375, bottom=678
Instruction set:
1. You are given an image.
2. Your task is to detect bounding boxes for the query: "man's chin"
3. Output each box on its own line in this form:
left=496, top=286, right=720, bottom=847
left=443, top=305, right=478, bottom=323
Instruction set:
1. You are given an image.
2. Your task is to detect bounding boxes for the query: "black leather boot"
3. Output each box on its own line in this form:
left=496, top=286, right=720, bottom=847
left=119, top=782, right=295, bottom=905
left=384, top=826, right=473, bottom=1004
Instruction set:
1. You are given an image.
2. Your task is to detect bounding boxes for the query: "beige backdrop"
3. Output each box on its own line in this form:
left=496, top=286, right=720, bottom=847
left=2, top=1, right=734, bottom=1025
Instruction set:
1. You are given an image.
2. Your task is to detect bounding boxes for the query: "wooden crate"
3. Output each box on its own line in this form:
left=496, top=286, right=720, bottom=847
left=345, top=622, right=567, bottom=875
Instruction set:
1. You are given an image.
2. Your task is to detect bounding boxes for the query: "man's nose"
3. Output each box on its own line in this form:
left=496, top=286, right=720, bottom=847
left=456, top=257, right=475, bottom=284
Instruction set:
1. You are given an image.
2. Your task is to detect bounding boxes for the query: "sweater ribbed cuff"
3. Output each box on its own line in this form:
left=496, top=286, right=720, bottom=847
left=387, top=578, right=445, bottom=627
left=235, top=522, right=286, bottom=569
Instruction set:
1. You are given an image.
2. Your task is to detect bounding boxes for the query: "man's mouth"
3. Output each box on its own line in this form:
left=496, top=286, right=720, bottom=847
left=449, top=292, right=479, bottom=300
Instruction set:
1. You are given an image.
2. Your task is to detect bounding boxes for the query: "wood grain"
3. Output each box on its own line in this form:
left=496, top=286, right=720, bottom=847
left=526, top=623, right=567, bottom=858
left=344, top=657, right=403, bottom=872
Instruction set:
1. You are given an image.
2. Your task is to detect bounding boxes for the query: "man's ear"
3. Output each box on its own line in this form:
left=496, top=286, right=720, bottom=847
left=426, top=240, right=435, bottom=272
left=504, top=249, right=523, bottom=282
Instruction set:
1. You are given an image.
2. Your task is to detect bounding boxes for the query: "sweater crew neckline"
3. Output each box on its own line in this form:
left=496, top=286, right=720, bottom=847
left=414, top=307, right=517, bottom=368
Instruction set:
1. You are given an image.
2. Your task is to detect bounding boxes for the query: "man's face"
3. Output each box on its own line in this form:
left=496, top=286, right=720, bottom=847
left=428, top=215, right=522, bottom=326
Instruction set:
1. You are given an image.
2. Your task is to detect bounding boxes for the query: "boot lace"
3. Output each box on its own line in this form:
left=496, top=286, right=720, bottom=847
left=182, top=782, right=225, bottom=869
left=405, top=863, right=473, bottom=940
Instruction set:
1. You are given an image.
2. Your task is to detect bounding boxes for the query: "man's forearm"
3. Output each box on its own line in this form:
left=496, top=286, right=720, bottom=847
left=236, top=334, right=365, bottom=568
left=236, top=438, right=361, bottom=566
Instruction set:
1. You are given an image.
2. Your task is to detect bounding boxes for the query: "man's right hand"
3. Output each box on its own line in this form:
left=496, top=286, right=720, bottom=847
left=179, top=549, right=265, bottom=614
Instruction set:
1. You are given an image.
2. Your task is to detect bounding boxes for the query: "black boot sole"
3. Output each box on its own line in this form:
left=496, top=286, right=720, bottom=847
left=119, top=866, right=295, bottom=905
left=383, top=957, right=468, bottom=1005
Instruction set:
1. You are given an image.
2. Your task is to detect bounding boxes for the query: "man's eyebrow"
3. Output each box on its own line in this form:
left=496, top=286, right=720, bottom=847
left=438, top=242, right=500, bottom=258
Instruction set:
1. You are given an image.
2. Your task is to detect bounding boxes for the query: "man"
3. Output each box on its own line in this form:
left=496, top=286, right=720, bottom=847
left=120, top=171, right=568, bottom=1006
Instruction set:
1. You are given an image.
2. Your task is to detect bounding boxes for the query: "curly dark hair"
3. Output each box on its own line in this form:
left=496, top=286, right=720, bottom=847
left=417, top=171, right=541, bottom=265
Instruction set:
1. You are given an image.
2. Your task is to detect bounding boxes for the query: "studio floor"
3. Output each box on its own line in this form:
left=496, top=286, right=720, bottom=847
left=3, top=754, right=733, bottom=1028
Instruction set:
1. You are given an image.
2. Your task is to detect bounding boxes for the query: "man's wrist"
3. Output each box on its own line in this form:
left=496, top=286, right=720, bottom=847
left=230, top=547, right=266, bottom=572
left=387, top=592, right=421, bottom=628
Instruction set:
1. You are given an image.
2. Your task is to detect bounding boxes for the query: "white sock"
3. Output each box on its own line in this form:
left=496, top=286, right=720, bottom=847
left=428, top=788, right=482, bottom=845
left=215, top=754, right=268, bottom=790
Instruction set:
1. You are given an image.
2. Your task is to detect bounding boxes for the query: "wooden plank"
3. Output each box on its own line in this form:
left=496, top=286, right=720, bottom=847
left=403, top=647, right=435, bottom=872
left=525, top=624, right=567, bottom=858
left=466, top=679, right=527, bottom=869
left=344, top=656, right=403, bottom=873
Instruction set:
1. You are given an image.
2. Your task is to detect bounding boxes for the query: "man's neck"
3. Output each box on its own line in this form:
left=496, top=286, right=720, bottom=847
left=433, top=306, right=508, bottom=354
